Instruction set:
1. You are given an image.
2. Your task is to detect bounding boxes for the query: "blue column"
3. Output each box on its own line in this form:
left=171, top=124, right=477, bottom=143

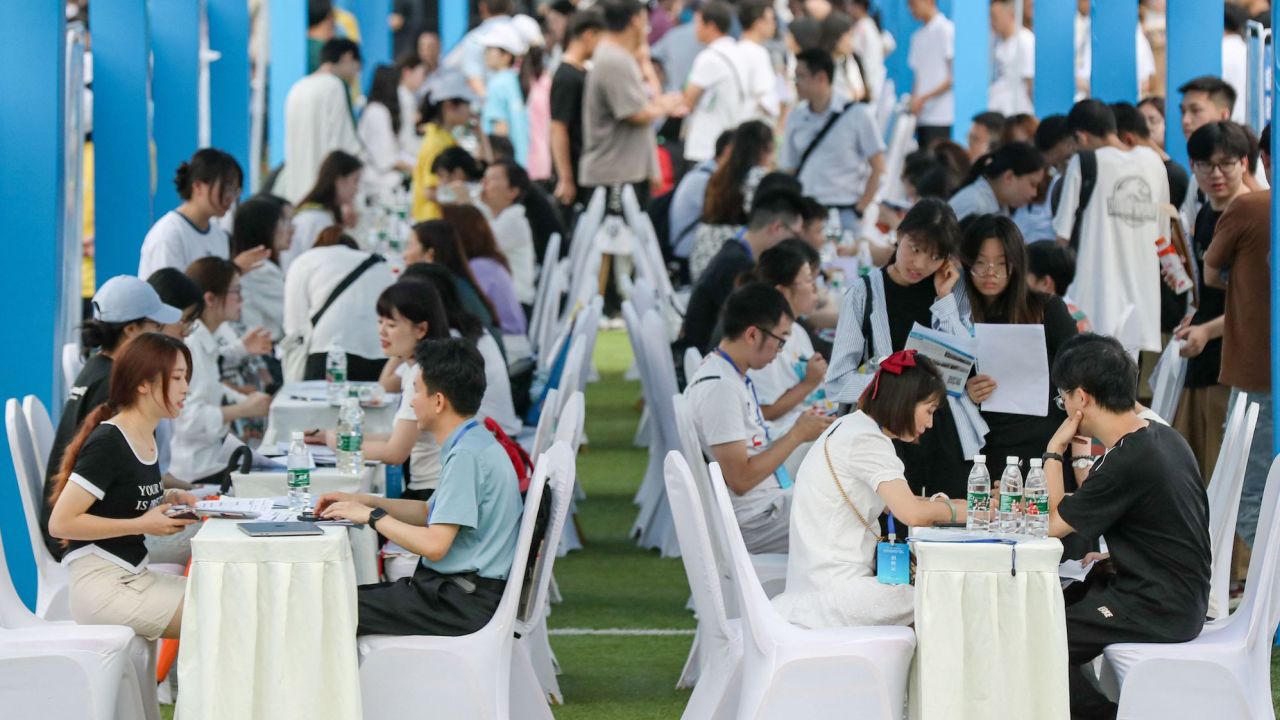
left=269, top=0, right=307, bottom=168
left=210, top=0, right=252, bottom=188
left=879, top=1, right=920, bottom=98
left=440, top=0, right=469, bottom=56
left=341, top=0, right=392, bottom=92
left=951, top=0, right=989, bottom=144
left=1034, top=0, right=1076, bottom=118
left=90, top=0, right=153, bottom=281
left=1090, top=0, right=1138, bottom=103
left=1165, top=0, right=1224, bottom=167
left=151, top=1, right=201, bottom=220
left=0, top=0, right=65, bottom=607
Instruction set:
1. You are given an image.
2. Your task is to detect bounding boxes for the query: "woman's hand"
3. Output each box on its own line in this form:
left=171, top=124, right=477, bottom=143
left=138, top=504, right=197, bottom=536
left=965, top=374, right=998, bottom=404
left=314, top=492, right=356, bottom=516
left=164, top=489, right=201, bottom=508
left=1047, top=411, right=1084, bottom=455
left=233, top=246, right=271, bottom=273
left=304, top=429, right=337, bottom=448
left=933, top=258, right=960, bottom=297
left=319, top=500, right=373, bottom=524
left=241, top=327, right=273, bottom=356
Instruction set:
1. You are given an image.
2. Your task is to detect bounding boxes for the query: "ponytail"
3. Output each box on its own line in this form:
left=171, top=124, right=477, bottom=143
left=48, top=403, right=115, bottom=518
left=961, top=141, right=1045, bottom=190
left=80, top=318, right=145, bottom=356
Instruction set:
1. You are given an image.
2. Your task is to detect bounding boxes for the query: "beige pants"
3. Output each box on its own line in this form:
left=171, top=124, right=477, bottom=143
left=68, top=554, right=186, bottom=640
left=1172, top=384, right=1231, bottom=483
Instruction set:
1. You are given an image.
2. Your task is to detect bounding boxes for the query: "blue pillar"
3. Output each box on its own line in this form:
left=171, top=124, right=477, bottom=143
left=210, top=0, right=252, bottom=190
left=90, top=0, right=153, bottom=281
left=0, top=0, right=65, bottom=608
left=1166, top=0, right=1224, bottom=167
left=441, top=0, right=469, bottom=56
left=1090, top=0, right=1138, bottom=103
left=151, top=1, right=201, bottom=220
left=879, top=1, right=920, bottom=99
left=951, top=0, right=989, bottom=145
left=269, top=0, right=307, bottom=168
left=1034, top=0, right=1076, bottom=118
left=341, top=0, right=392, bottom=93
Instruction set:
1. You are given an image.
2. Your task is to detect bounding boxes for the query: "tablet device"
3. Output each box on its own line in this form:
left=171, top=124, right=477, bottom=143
left=237, top=522, right=325, bottom=537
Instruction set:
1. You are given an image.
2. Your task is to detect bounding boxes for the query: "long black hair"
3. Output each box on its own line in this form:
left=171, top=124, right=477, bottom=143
left=401, top=262, right=485, bottom=340
left=298, top=150, right=363, bottom=224
left=961, top=142, right=1045, bottom=190
left=375, top=279, right=451, bottom=342
left=411, top=220, right=500, bottom=323
left=174, top=148, right=243, bottom=201
left=703, top=120, right=773, bottom=225
left=232, top=196, right=288, bottom=265
left=367, top=65, right=403, bottom=135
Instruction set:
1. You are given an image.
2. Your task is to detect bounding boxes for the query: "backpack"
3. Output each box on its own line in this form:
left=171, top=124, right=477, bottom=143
left=1049, top=149, right=1097, bottom=251
left=483, top=417, right=535, bottom=493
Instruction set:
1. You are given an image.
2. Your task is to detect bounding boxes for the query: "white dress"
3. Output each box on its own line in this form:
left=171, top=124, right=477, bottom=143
left=771, top=411, right=915, bottom=628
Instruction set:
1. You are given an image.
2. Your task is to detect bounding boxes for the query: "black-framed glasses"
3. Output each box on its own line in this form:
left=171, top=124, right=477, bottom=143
left=1191, top=158, right=1244, bottom=176
left=755, top=325, right=789, bottom=345
left=969, top=261, right=1010, bottom=279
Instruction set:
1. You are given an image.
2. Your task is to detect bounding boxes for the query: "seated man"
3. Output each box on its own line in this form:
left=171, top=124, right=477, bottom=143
left=685, top=283, right=833, bottom=554
left=1042, top=334, right=1210, bottom=720
left=319, top=338, right=523, bottom=636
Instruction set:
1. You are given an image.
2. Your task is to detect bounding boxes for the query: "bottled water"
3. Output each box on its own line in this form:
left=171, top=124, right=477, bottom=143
left=1023, top=458, right=1049, bottom=538
left=998, top=456, right=1024, bottom=534
left=965, top=454, right=991, bottom=531
left=287, top=431, right=313, bottom=511
left=337, top=395, right=365, bottom=475
left=325, top=347, right=348, bottom=405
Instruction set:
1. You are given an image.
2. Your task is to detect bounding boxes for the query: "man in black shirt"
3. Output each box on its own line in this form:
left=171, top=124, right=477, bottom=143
left=1044, top=334, right=1211, bottom=720
left=550, top=8, right=604, bottom=217
left=677, top=188, right=806, bottom=355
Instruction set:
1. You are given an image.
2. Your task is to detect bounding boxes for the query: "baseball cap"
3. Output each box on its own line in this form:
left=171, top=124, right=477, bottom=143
left=426, top=70, right=478, bottom=105
left=92, top=275, right=183, bottom=325
left=479, top=22, right=526, bottom=56
left=511, top=15, right=545, bottom=49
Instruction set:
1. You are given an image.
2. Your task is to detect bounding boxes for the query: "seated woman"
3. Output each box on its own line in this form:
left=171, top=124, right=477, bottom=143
left=283, top=151, right=364, bottom=272
left=440, top=203, right=529, bottom=337
left=688, top=120, right=775, bottom=281
left=405, top=220, right=504, bottom=336
left=772, top=351, right=967, bottom=629
left=48, top=333, right=202, bottom=640
left=948, top=142, right=1045, bottom=222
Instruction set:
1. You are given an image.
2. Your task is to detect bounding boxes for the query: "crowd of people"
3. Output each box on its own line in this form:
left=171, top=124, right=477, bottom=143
left=49, top=0, right=1278, bottom=717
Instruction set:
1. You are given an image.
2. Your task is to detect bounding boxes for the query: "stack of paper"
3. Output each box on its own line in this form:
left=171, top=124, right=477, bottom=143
left=974, top=323, right=1049, bottom=416
left=904, top=323, right=976, bottom=398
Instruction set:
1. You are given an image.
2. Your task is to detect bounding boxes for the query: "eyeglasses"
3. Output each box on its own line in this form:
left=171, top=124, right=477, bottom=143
left=755, top=325, right=789, bottom=345
left=1191, top=158, right=1243, bottom=176
left=1054, top=389, right=1069, bottom=411
left=969, top=261, right=1009, bottom=279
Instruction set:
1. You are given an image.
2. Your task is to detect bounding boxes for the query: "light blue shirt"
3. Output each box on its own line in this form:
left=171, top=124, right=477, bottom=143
left=780, top=99, right=884, bottom=207
left=948, top=177, right=1003, bottom=221
left=424, top=419, right=522, bottom=580
left=671, top=159, right=716, bottom=258
left=652, top=23, right=704, bottom=93
left=481, top=69, right=530, bottom=166
left=442, top=16, right=511, bottom=85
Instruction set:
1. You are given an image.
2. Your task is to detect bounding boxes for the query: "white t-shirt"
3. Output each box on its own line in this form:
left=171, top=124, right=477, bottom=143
left=394, top=361, right=443, bottom=490
left=684, top=36, right=747, bottom=162
left=138, top=211, right=231, bottom=278
left=282, top=245, right=395, bottom=360
left=1223, top=33, right=1247, bottom=123
left=1052, top=145, right=1169, bottom=352
left=988, top=27, right=1035, bottom=116
left=852, top=16, right=887, bottom=100
left=748, top=326, right=818, bottom=437
left=484, top=203, right=536, bottom=306
left=281, top=206, right=339, bottom=274
left=908, top=13, right=955, bottom=126
left=357, top=102, right=404, bottom=194
left=685, top=351, right=787, bottom=523
left=736, top=38, right=779, bottom=123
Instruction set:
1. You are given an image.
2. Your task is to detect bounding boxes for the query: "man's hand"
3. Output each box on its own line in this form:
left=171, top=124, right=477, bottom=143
left=802, top=354, right=828, bottom=388
left=909, top=95, right=926, bottom=117
left=554, top=176, right=577, bottom=205
left=1175, top=324, right=1209, bottom=358
left=1047, top=410, right=1084, bottom=455
left=319, top=500, right=373, bottom=524
left=241, top=327, right=273, bottom=356
left=966, top=374, right=998, bottom=404
left=314, top=492, right=357, bottom=516
left=792, top=409, right=835, bottom=442
left=233, top=246, right=271, bottom=274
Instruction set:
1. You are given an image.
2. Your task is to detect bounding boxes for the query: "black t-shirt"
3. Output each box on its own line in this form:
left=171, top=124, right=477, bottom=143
left=1186, top=204, right=1226, bottom=388
left=550, top=63, right=587, bottom=180
left=1164, top=159, right=1191, bottom=210
left=42, top=353, right=113, bottom=559
left=63, top=423, right=164, bottom=570
left=679, top=239, right=753, bottom=354
left=1058, top=421, right=1210, bottom=638
left=878, top=267, right=938, bottom=351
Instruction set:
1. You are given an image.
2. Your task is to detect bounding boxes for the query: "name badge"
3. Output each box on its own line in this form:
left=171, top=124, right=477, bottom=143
left=877, top=542, right=911, bottom=585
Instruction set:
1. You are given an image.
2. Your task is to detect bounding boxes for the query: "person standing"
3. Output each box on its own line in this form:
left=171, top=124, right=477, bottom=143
left=440, top=0, right=514, bottom=99
left=988, top=0, right=1034, bottom=116
left=276, top=38, right=364, bottom=203
left=550, top=9, right=605, bottom=214
left=479, top=23, right=530, bottom=167
left=907, top=0, right=954, bottom=147
left=681, top=1, right=745, bottom=167
left=409, top=73, right=478, bottom=222
left=736, top=0, right=781, bottom=125
left=395, top=53, right=429, bottom=161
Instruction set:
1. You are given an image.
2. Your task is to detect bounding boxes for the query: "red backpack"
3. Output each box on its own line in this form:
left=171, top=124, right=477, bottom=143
left=482, top=418, right=535, bottom=493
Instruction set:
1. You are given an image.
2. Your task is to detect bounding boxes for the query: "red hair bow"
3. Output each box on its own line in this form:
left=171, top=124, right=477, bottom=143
left=870, top=349, right=918, bottom=400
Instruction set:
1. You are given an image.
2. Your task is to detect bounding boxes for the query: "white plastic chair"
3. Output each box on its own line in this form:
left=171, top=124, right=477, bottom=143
left=1147, top=338, right=1188, bottom=423
left=22, top=395, right=54, bottom=481
left=622, top=301, right=665, bottom=534
left=1203, top=396, right=1258, bottom=621
left=628, top=308, right=682, bottom=557
left=554, top=391, right=586, bottom=557
left=708, top=463, right=916, bottom=720
left=665, top=451, right=743, bottom=719
left=61, top=342, right=83, bottom=393
left=357, top=453, right=553, bottom=720
left=6, top=398, right=71, bottom=620
left=528, top=233, right=561, bottom=357
left=520, top=388, right=559, bottom=458
left=557, top=337, right=586, bottom=406
left=683, top=347, right=703, bottom=387
left=1100, top=454, right=1280, bottom=719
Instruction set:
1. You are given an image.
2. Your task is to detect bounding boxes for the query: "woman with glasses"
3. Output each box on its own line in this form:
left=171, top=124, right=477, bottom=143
left=948, top=141, right=1045, bottom=223
left=827, top=198, right=987, bottom=500
left=960, top=214, right=1077, bottom=480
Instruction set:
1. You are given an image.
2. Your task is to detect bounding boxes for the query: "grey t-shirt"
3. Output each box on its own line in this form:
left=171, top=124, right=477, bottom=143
left=580, top=41, right=654, bottom=187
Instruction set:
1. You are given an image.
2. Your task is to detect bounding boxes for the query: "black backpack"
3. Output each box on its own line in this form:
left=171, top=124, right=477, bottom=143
left=1049, top=150, right=1098, bottom=251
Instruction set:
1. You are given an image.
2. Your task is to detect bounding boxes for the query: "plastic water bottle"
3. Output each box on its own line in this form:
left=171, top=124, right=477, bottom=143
left=287, top=431, right=313, bottom=510
left=325, top=346, right=348, bottom=405
left=965, top=454, right=991, bottom=531
left=337, top=395, right=365, bottom=475
left=1023, top=458, right=1049, bottom=538
left=998, top=456, right=1024, bottom=534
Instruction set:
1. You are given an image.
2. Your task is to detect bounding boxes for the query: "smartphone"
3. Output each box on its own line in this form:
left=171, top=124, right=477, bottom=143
left=164, top=505, right=199, bottom=520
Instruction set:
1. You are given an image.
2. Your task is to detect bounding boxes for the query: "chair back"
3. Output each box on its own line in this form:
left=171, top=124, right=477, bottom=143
left=620, top=184, right=676, bottom=310
left=570, top=294, right=603, bottom=390
left=528, top=232, right=562, bottom=355
left=558, top=336, right=586, bottom=402
left=6, top=400, right=47, bottom=569
left=673, top=394, right=728, bottom=566
left=0, top=507, right=36, bottom=627
left=682, top=348, right=703, bottom=388
left=22, top=396, right=54, bottom=482
left=61, top=343, right=83, bottom=394
left=553, top=392, right=585, bottom=453
left=516, top=442, right=576, bottom=634
left=640, top=310, right=681, bottom=453
left=529, top=388, right=560, bottom=460
left=708, top=462, right=784, bottom=657
left=1238, top=455, right=1280, bottom=659
left=1148, top=339, right=1188, bottom=422
left=532, top=260, right=568, bottom=362
left=664, top=452, right=736, bottom=646
left=1205, top=397, right=1257, bottom=620
left=567, top=188, right=606, bottom=283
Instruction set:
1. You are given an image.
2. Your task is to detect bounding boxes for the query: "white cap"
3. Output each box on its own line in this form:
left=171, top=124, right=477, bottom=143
left=972, top=454, right=986, bottom=463
left=1006, top=456, right=1020, bottom=465
left=1029, top=458, right=1043, bottom=467
left=511, top=14, right=545, bottom=49
left=479, top=22, right=526, bottom=56
left=92, top=275, right=182, bottom=325
left=291, top=431, right=304, bottom=440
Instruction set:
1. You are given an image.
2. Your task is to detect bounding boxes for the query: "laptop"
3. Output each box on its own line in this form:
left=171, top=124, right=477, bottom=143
left=238, top=522, right=325, bottom=537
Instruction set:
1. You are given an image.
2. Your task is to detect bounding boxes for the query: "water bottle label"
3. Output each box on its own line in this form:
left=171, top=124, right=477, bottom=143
left=1026, top=497, right=1049, bottom=516
left=999, top=493, right=1022, bottom=513
left=327, top=368, right=347, bottom=384
left=337, top=433, right=363, bottom=452
left=967, top=491, right=990, bottom=513
left=288, top=468, right=310, bottom=488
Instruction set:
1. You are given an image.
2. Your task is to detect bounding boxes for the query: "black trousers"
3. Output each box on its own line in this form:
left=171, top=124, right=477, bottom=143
left=357, top=565, right=505, bottom=637
left=915, top=125, right=953, bottom=149
left=303, top=352, right=387, bottom=383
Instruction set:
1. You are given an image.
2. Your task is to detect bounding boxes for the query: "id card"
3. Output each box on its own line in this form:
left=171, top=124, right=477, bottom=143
left=877, top=542, right=911, bottom=585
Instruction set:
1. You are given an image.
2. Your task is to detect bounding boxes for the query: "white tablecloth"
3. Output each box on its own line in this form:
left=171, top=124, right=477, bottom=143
left=909, top=529, right=1069, bottom=720
left=262, top=381, right=398, bottom=446
left=176, top=519, right=362, bottom=720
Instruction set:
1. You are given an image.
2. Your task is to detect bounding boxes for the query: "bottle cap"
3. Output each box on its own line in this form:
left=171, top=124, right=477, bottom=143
left=1029, top=458, right=1043, bottom=468
left=1006, top=456, right=1020, bottom=465
left=291, top=431, right=304, bottom=440
left=972, top=454, right=986, bottom=463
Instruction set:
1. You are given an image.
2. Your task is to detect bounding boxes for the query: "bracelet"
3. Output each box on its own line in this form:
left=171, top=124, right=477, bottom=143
left=930, top=494, right=956, bottom=523
left=1042, top=452, right=1065, bottom=465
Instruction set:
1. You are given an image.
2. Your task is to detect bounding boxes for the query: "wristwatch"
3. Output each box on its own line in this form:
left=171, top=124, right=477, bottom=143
left=368, top=507, right=388, bottom=529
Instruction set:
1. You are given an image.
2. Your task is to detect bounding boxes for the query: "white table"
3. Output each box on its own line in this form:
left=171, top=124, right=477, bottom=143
left=176, top=519, right=362, bottom=720
left=909, top=529, right=1069, bottom=720
left=262, top=381, right=398, bottom=446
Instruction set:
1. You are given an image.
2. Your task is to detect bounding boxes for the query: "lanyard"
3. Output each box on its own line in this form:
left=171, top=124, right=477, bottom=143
left=444, top=419, right=480, bottom=457
left=886, top=513, right=897, bottom=543
left=714, top=349, right=792, bottom=489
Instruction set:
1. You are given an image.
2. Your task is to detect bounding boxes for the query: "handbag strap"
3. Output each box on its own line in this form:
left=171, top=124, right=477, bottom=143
left=795, top=102, right=852, bottom=177
left=822, top=421, right=884, bottom=543
left=311, top=253, right=384, bottom=328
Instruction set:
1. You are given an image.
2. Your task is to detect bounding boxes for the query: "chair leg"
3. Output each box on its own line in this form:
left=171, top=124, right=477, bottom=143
left=509, top=640, right=555, bottom=720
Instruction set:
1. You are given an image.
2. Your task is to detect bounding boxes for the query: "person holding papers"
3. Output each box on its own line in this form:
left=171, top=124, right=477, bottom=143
left=318, top=338, right=522, bottom=637
left=826, top=198, right=985, bottom=500
left=1041, top=334, right=1210, bottom=720
left=959, top=214, right=1077, bottom=480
